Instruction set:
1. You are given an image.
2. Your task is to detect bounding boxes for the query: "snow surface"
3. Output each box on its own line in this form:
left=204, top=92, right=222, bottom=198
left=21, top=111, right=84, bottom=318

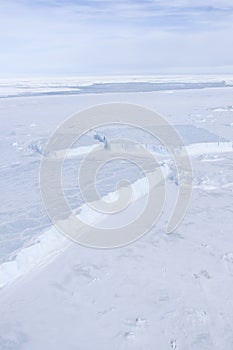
left=0, top=82, right=233, bottom=349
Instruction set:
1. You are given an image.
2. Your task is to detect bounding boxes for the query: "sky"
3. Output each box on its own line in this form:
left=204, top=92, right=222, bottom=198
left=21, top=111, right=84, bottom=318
left=0, top=0, right=233, bottom=77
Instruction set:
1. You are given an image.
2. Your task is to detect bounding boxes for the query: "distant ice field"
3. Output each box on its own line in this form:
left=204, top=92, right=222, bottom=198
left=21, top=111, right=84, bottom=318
left=0, top=75, right=233, bottom=98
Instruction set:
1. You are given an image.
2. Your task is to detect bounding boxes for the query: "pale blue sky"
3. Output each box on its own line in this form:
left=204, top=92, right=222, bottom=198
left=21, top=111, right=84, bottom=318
left=0, top=0, right=233, bottom=77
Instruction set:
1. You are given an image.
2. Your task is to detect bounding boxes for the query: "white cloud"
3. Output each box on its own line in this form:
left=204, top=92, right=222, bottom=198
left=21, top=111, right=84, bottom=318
left=0, top=0, right=233, bottom=76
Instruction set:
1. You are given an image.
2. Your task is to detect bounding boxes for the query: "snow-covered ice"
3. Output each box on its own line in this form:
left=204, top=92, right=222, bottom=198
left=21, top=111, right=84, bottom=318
left=0, top=80, right=233, bottom=349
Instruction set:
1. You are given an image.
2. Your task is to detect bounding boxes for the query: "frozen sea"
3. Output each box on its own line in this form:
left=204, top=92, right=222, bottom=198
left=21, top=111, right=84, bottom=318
left=0, top=76, right=233, bottom=350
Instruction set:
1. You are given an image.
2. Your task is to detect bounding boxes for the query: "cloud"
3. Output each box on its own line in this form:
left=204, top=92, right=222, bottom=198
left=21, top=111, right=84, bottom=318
left=0, top=0, right=233, bottom=76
